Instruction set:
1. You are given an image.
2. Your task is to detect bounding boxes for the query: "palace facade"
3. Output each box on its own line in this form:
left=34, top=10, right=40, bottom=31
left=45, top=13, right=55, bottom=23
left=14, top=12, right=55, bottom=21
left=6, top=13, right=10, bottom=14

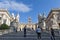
left=19, top=17, right=36, bottom=31
left=46, top=8, right=60, bottom=30
left=0, top=9, right=11, bottom=26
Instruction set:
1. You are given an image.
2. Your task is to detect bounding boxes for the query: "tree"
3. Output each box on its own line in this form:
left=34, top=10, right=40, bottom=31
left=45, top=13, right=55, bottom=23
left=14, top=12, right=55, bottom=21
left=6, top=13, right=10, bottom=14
left=0, top=24, right=10, bottom=30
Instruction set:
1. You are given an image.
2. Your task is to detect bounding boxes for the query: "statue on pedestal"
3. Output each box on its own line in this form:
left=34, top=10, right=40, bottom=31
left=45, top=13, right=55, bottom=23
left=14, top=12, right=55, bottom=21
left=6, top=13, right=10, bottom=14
left=38, top=13, right=46, bottom=30
left=10, top=13, right=20, bottom=32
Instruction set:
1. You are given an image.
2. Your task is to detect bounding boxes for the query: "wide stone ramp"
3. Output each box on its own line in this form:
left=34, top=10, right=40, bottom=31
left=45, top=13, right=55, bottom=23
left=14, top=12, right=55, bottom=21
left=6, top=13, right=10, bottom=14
left=0, top=37, right=37, bottom=40
left=0, top=30, right=60, bottom=40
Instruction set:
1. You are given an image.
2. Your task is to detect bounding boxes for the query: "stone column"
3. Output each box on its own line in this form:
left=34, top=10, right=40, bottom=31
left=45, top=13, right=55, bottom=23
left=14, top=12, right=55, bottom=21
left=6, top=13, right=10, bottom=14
left=1, top=14, right=4, bottom=24
left=43, top=21, right=46, bottom=29
left=53, top=14, right=57, bottom=24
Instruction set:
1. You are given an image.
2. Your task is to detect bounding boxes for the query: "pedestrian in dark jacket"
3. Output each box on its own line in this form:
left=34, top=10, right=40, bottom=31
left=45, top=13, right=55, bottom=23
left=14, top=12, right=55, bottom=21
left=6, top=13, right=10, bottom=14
left=24, top=26, right=26, bottom=37
left=16, top=28, right=17, bottom=32
left=51, top=28, right=55, bottom=40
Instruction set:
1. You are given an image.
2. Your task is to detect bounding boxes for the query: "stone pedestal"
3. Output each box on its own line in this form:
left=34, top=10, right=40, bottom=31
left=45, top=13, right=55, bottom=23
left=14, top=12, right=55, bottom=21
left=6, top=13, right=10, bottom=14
left=52, top=25, right=59, bottom=29
left=52, top=14, right=59, bottom=29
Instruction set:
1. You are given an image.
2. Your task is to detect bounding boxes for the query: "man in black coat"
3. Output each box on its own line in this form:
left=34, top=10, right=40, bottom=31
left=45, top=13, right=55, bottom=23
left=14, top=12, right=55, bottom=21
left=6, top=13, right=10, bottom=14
left=51, top=28, right=55, bottom=40
left=24, top=26, right=26, bottom=37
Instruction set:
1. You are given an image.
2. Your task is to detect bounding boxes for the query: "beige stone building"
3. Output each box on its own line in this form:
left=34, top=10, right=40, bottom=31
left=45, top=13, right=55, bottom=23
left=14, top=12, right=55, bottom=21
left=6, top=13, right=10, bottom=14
left=0, top=9, right=12, bottom=26
left=19, top=17, right=36, bottom=31
left=19, top=23, right=36, bottom=31
left=0, top=9, right=20, bottom=31
left=46, top=8, right=60, bottom=30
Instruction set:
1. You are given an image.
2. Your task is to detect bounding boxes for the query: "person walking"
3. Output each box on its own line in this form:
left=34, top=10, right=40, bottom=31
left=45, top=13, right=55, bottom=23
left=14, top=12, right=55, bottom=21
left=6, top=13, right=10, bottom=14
left=51, top=28, right=55, bottom=40
left=36, top=26, right=41, bottom=39
left=24, top=26, right=26, bottom=37
left=16, top=27, right=17, bottom=32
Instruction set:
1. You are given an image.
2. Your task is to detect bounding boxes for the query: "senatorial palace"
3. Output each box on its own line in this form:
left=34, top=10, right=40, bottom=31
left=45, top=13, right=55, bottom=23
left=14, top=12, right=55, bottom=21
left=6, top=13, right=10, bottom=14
left=0, top=8, right=60, bottom=32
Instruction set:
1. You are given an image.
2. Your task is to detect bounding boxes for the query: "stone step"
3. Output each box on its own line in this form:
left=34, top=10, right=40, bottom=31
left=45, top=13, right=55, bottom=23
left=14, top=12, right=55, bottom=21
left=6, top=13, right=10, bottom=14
left=0, top=36, right=60, bottom=40
left=0, top=37, right=52, bottom=40
left=0, top=34, right=51, bottom=37
left=0, top=37, right=60, bottom=40
left=0, top=37, right=37, bottom=40
left=55, top=37, right=60, bottom=40
left=1, top=37, right=59, bottom=40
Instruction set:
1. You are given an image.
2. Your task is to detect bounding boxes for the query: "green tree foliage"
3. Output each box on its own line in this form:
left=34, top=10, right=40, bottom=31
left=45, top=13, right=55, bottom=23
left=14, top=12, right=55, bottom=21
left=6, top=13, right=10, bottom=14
left=0, top=24, right=10, bottom=30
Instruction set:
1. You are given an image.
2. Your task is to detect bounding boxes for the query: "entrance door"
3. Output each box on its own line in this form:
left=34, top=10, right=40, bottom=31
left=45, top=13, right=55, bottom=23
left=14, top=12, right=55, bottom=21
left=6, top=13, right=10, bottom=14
left=59, top=23, right=60, bottom=29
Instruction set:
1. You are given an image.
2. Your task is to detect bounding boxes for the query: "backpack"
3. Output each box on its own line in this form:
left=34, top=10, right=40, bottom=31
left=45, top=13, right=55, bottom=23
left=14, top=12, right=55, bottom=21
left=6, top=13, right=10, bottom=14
left=36, top=28, right=41, bottom=33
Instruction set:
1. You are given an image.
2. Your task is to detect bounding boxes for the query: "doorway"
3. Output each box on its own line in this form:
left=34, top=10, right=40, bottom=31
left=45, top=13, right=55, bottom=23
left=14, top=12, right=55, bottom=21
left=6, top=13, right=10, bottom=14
left=59, top=23, right=60, bottom=29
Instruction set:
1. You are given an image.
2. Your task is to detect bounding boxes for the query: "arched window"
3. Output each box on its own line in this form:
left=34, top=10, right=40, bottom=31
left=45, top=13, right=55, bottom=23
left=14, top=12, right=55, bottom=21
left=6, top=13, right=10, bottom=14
left=3, top=19, right=6, bottom=24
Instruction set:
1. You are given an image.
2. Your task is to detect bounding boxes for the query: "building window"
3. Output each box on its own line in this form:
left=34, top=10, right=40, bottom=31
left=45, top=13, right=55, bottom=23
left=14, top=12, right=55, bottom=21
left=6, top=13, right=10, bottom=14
left=3, top=19, right=6, bottom=24
left=58, top=17, right=60, bottom=20
left=57, top=13, right=60, bottom=20
left=0, top=17, right=1, bottom=20
left=59, top=23, right=60, bottom=28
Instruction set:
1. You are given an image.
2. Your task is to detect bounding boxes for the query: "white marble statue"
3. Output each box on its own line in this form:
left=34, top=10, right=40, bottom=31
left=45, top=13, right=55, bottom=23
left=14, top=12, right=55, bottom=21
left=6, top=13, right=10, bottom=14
left=16, top=13, right=20, bottom=22
left=12, top=13, right=15, bottom=19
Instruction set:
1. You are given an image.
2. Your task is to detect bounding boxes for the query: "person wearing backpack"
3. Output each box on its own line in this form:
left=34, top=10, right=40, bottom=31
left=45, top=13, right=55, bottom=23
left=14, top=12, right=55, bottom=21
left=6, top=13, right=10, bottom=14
left=36, top=26, right=41, bottom=39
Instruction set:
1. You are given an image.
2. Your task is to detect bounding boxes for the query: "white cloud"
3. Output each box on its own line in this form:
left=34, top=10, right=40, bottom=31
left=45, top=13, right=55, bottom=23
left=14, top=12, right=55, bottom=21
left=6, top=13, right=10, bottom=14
left=0, top=0, right=32, bottom=12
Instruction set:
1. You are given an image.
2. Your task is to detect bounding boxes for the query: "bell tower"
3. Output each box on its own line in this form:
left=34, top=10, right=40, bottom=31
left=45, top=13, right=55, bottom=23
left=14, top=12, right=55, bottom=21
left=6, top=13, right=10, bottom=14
left=28, top=17, right=32, bottom=24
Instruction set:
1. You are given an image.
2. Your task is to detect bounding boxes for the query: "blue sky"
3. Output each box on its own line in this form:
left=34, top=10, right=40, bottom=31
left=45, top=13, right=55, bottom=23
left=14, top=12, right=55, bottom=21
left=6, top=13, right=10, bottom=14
left=0, top=0, right=60, bottom=23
